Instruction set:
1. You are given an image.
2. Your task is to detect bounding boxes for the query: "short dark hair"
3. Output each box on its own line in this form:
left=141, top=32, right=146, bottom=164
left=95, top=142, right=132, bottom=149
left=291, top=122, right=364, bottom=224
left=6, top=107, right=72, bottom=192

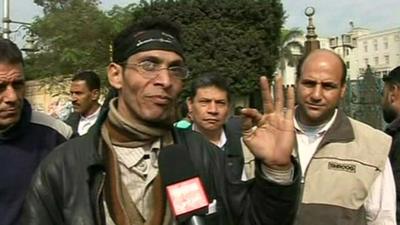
left=112, top=16, right=183, bottom=63
left=189, top=72, right=231, bottom=103
left=383, top=66, right=400, bottom=85
left=72, top=70, right=101, bottom=91
left=296, top=50, right=347, bottom=84
left=0, top=38, right=24, bottom=65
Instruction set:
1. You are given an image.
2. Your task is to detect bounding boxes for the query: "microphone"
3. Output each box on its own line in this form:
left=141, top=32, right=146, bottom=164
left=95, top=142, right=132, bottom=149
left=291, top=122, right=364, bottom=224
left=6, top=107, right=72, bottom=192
left=158, top=144, right=210, bottom=224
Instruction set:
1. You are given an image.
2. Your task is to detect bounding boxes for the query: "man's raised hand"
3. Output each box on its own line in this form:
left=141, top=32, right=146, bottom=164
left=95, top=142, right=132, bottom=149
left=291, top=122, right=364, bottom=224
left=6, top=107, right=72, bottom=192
left=241, top=75, right=295, bottom=170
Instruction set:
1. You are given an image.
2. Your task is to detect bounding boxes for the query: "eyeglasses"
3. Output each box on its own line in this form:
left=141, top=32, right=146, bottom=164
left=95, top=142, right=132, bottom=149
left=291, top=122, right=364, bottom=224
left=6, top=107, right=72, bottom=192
left=121, top=61, right=190, bottom=80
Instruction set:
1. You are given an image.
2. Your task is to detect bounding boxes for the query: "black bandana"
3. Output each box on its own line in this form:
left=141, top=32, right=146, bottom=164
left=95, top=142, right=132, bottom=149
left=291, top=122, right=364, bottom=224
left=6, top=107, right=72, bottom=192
left=118, top=30, right=184, bottom=62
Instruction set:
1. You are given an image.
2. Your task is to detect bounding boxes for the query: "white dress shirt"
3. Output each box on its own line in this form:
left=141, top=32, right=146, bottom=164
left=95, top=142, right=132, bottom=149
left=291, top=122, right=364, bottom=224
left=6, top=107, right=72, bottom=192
left=77, top=107, right=101, bottom=135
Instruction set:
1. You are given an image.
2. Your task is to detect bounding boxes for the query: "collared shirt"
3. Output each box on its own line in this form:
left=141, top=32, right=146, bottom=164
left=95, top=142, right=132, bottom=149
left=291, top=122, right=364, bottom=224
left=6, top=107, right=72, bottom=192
left=294, top=110, right=337, bottom=176
left=114, top=140, right=160, bottom=220
left=294, top=109, right=397, bottom=225
left=77, top=107, right=101, bottom=135
left=174, top=119, right=192, bottom=129
left=104, top=139, right=174, bottom=225
left=192, top=123, right=227, bottom=148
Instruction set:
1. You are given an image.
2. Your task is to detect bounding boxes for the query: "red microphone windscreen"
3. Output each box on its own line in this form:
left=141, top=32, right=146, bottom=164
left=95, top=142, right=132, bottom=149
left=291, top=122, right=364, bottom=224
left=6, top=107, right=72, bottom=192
left=166, top=177, right=209, bottom=216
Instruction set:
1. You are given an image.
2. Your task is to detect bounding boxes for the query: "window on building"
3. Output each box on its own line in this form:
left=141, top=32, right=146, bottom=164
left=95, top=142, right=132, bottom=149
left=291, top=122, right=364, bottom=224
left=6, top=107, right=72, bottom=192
left=373, top=39, right=378, bottom=51
left=352, top=38, right=357, bottom=46
left=383, top=37, right=389, bottom=49
left=385, top=55, right=390, bottom=65
left=382, top=70, right=388, bottom=77
left=363, top=41, right=368, bottom=52
left=346, top=61, right=350, bottom=69
left=374, top=57, right=379, bottom=65
left=364, top=58, right=369, bottom=65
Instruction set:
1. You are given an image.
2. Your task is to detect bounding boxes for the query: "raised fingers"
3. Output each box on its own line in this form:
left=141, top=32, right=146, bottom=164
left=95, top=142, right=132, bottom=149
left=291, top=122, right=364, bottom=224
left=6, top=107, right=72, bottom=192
left=285, top=85, right=295, bottom=120
left=241, top=108, right=263, bottom=132
left=274, top=75, right=284, bottom=114
left=260, top=76, right=274, bottom=114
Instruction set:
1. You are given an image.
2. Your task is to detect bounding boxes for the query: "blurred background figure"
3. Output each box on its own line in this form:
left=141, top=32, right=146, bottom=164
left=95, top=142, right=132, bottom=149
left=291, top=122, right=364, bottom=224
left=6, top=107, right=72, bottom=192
left=65, top=70, right=101, bottom=136
left=381, top=65, right=400, bottom=224
left=187, top=72, right=254, bottom=180
left=174, top=99, right=192, bottom=129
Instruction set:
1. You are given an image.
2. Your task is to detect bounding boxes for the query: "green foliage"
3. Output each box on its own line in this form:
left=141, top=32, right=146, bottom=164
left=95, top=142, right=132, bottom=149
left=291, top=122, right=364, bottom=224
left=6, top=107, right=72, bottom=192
left=106, top=2, right=145, bottom=33
left=358, top=65, right=381, bottom=104
left=347, top=65, right=383, bottom=129
left=25, top=0, right=116, bottom=82
left=34, top=0, right=101, bottom=14
left=25, top=0, right=284, bottom=107
left=129, top=0, right=284, bottom=96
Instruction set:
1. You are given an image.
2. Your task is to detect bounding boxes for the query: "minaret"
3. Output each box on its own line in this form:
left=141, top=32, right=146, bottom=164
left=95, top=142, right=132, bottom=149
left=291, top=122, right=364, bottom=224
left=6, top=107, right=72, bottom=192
left=304, top=7, right=320, bottom=55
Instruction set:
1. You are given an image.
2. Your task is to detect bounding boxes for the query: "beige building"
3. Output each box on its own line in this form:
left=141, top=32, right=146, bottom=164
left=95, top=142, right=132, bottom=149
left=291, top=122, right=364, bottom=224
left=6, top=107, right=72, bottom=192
left=25, top=75, right=72, bottom=120
left=282, top=25, right=400, bottom=84
left=329, top=25, right=400, bottom=80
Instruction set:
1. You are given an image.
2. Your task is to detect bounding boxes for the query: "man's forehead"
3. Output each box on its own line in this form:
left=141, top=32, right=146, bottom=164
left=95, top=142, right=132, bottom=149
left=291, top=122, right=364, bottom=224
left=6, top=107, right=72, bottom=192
left=301, top=59, right=343, bottom=83
left=71, top=80, right=89, bottom=87
left=0, top=63, right=24, bottom=82
left=129, top=50, right=184, bottom=63
left=300, top=74, right=338, bottom=82
left=196, top=86, right=228, bottom=99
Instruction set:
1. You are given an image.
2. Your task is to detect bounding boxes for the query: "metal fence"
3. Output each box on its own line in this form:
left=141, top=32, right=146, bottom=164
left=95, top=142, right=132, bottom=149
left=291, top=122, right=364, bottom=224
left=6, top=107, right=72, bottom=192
left=341, top=66, right=384, bottom=130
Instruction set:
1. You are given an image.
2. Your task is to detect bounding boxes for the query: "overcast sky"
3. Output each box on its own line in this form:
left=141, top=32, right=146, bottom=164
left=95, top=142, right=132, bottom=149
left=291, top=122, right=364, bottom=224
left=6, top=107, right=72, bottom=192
left=1, top=0, right=399, bottom=46
left=282, top=0, right=400, bottom=36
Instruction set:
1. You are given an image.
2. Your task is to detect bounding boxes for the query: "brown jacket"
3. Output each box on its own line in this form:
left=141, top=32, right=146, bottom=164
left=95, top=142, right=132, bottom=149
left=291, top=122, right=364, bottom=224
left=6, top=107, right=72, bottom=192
left=294, top=110, right=391, bottom=225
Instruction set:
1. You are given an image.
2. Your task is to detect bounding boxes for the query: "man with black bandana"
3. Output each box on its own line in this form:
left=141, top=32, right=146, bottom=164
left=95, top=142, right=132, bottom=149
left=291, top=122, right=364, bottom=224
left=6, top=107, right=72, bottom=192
left=382, top=65, right=400, bottom=224
left=21, top=17, right=300, bottom=225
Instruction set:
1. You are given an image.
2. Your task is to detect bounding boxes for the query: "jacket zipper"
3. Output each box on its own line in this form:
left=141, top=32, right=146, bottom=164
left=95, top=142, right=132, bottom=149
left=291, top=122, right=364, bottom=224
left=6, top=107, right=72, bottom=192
left=293, top=145, right=310, bottom=225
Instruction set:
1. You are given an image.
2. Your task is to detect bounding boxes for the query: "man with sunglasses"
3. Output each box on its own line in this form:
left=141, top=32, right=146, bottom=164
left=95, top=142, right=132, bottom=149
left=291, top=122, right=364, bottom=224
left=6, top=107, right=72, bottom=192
left=21, top=17, right=299, bottom=225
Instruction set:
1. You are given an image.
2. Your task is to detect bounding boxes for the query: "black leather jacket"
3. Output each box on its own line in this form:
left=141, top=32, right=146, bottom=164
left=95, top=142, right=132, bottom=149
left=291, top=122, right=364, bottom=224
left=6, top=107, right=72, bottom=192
left=385, top=117, right=400, bottom=224
left=21, top=113, right=299, bottom=225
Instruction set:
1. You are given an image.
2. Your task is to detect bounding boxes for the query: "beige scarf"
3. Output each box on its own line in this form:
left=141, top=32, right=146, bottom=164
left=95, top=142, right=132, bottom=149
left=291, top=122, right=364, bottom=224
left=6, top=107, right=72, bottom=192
left=101, top=98, right=173, bottom=225
left=106, top=98, right=171, bottom=148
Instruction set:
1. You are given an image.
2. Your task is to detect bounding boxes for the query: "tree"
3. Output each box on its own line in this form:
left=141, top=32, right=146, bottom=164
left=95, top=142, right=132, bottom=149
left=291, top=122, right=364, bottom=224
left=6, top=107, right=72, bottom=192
left=351, top=65, right=383, bottom=129
left=106, top=2, right=144, bottom=33
left=278, top=28, right=304, bottom=78
left=25, top=0, right=116, bottom=81
left=126, top=0, right=284, bottom=101
left=25, top=0, right=284, bottom=109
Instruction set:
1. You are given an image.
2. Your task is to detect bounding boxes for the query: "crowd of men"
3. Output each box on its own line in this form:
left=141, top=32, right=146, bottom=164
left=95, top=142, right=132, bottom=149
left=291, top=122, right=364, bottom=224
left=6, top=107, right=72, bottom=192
left=1, top=15, right=400, bottom=225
